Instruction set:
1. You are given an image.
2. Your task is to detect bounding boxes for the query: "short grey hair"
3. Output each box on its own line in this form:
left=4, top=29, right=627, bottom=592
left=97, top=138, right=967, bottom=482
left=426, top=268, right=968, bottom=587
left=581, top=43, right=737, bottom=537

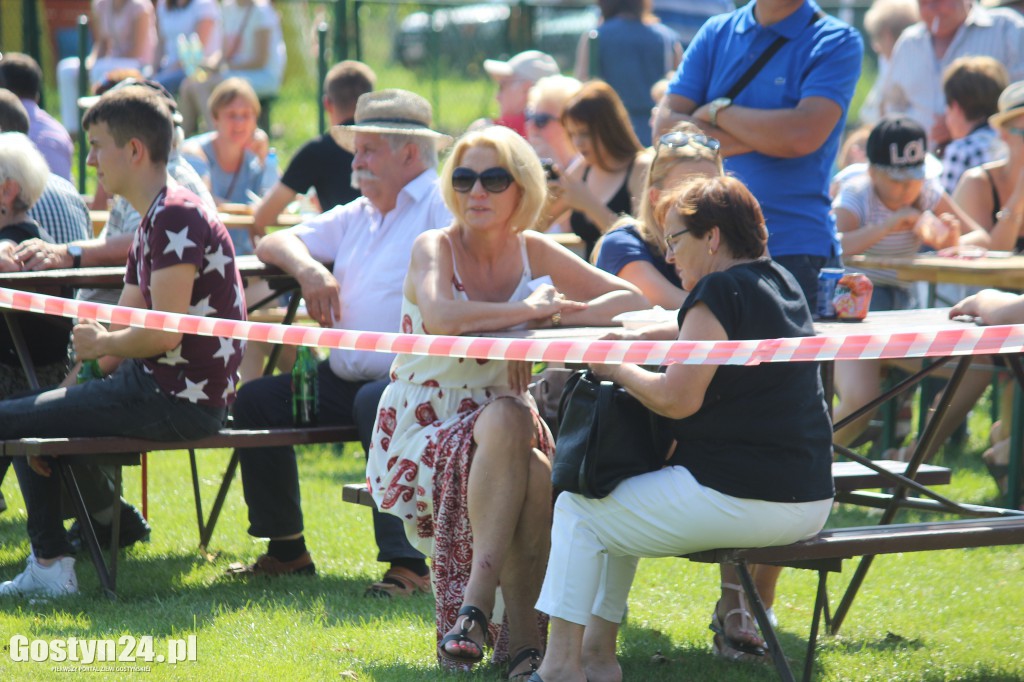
left=0, top=132, right=49, bottom=212
left=385, top=133, right=438, bottom=169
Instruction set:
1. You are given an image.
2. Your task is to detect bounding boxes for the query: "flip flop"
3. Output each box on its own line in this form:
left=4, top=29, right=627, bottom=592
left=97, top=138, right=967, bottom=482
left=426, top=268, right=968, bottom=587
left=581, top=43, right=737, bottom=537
left=364, top=566, right=431, bottom=598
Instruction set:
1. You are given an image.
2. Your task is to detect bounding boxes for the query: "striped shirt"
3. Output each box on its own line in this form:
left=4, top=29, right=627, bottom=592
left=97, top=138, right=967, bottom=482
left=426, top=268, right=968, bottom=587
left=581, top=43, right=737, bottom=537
left=833, top=172, right=942, bottom=288
left=27, top=174, right=90, bottom=245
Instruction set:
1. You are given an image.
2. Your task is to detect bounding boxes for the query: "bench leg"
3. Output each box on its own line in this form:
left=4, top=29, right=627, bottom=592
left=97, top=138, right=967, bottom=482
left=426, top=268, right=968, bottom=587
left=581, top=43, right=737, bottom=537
left=197, top=451, right=240, bottom=554
left=56, top=461, right=116, bottom=599
left=736, top=561, right=795, bottom=682
left=831, top=356, right=972, bottom=635
left=109, top=467, right=122, bottom=587
left=189, top=449, right=206, bottom=543
left=801, top=570, right=829, bottom=682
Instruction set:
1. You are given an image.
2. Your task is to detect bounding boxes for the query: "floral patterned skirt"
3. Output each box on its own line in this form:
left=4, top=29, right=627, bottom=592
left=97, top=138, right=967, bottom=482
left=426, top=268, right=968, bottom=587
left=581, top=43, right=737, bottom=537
left=367, top=380, right=554, bottom=666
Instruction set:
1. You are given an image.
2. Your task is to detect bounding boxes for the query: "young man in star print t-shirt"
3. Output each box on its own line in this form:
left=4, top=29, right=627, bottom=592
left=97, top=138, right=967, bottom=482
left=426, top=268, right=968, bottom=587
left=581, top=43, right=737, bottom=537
left=0, top=86, right=245, bottom=599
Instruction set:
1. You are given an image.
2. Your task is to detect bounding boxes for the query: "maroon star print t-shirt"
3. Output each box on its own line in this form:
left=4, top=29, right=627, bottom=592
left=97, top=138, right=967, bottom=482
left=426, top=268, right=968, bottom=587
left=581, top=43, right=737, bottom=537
left=124, top=185, right=246, bottom=407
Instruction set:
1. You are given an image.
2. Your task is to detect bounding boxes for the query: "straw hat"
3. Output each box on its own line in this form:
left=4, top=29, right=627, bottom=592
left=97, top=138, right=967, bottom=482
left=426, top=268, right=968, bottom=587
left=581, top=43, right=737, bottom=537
left=330, top=89, right=452, bottom=152
left=989, top=81, right=1024, bottom=130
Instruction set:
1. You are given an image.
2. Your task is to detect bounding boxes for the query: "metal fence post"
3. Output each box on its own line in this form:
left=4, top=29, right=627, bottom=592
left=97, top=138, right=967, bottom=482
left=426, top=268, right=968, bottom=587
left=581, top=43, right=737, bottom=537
left=353, top=0, right=362, bottom=62
left=333, top=0, right=349, bottom=61
left=77, top=14, right=89, bottom=195
left=318, top=22, right=329, bottom=136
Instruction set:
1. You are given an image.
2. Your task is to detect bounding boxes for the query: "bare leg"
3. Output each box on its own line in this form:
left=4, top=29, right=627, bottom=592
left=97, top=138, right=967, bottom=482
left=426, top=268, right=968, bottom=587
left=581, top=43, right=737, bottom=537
left=751, top=563, right=782, bottom=610
left=581, top=616, right=621, bottom=682
left=440, top=398, right=539, bottom=659
left=533, top=616, right=588, bottom=682
left=500, top=449, right=552, bottom=675
left=833, top=359, right=882, bottom=447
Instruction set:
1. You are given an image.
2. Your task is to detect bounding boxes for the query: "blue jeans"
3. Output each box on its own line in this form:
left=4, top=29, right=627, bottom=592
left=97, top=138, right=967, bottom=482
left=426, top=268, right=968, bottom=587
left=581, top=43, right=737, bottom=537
left=234, top=364, right=424, bottom=562
left=4, top=360, right=225, bottom=559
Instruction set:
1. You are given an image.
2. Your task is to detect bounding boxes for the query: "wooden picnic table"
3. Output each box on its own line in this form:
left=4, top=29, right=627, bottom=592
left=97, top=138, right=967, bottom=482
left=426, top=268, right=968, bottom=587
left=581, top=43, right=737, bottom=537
left=89, top=209, right=304, bottom=236
left=849, top=253, right=1024, bottom=290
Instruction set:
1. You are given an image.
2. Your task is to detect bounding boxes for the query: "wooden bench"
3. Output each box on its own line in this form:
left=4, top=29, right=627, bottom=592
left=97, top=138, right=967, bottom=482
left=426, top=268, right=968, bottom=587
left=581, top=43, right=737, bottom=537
left=341, top=459, right=954, bottom=511
left=686, top=515, right=1024, bottom=682
left=3, top=425, right=359, bottom=597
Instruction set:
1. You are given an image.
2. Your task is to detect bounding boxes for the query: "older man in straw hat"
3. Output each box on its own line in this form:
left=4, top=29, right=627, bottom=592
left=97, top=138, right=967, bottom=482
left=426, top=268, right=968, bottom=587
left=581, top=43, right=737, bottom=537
left=227, top=90, right=452, bottom=589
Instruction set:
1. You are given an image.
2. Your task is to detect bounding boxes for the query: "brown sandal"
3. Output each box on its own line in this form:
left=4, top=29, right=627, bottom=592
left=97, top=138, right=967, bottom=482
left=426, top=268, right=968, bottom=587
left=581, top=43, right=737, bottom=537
left=364, top=566, right=431, bottom=598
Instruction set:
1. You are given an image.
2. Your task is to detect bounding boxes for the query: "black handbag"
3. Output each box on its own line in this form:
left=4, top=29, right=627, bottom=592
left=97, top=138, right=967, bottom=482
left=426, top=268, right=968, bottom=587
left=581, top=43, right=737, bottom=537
left=552, top=370, right=672, bottom=499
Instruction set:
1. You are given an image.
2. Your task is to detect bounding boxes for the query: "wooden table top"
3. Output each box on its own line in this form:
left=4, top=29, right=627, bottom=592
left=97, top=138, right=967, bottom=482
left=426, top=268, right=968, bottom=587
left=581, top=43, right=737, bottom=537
left=478, top=308, right=975, bottom=341
left=89, top=210, right=304, bottom=232
left=850, top=253, right=1024, bottom=289
left=0, top=255, right=287, bottom=290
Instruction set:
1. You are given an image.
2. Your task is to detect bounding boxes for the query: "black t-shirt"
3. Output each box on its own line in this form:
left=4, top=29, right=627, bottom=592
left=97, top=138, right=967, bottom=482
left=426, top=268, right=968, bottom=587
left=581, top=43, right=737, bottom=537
left=280, top=132, right=358, bottom=212
left=669, top=259, right=834, bottom=503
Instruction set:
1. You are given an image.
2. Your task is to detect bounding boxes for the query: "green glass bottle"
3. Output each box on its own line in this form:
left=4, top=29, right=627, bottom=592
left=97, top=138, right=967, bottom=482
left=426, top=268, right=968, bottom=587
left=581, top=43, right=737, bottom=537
left=291, top=346, right=319, bottom=426
left=76, top=359, right=103, bottom=384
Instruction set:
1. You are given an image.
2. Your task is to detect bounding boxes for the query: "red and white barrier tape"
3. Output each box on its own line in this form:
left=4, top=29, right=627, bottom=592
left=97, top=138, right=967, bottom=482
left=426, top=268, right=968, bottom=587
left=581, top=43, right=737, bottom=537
left=2, top=287, right=1023, bottom=365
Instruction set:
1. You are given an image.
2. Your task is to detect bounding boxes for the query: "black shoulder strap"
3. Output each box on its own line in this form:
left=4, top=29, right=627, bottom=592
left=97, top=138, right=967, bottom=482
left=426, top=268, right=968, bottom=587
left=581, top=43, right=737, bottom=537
left=724, top=10, right=824, bottom=101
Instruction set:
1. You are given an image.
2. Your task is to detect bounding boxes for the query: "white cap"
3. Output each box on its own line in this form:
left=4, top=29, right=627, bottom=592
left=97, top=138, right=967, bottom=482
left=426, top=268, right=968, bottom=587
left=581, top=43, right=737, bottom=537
left=483, top=50, right=559, bottom=83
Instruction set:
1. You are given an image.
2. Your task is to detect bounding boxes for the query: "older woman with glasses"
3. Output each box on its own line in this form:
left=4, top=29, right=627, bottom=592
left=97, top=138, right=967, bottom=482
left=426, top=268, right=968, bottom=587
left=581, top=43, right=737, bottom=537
left=366, top=126, right=646, bottom=678
left=530, top=175, right=835, bottom=682
left=593, top=123, right=723, bottom=309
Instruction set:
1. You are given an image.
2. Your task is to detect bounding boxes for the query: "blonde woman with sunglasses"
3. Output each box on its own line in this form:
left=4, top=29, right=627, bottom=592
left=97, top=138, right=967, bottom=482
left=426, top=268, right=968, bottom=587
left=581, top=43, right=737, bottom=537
left=593, top=123, right=723, bottom=309
left=366, top=126, right=646, bottom=678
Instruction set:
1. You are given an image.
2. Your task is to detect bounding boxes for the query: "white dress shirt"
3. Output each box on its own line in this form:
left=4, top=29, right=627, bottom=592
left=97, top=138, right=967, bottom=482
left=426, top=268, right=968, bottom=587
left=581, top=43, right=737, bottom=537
left=288, top=168, right=453, bottom=382
left=880, top=6, right=1024, bottom=133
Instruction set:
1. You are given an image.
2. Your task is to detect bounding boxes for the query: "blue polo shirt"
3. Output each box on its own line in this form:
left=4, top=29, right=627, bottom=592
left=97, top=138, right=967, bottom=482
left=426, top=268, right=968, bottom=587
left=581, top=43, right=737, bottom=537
left=668, top=0, right=862, bottom=258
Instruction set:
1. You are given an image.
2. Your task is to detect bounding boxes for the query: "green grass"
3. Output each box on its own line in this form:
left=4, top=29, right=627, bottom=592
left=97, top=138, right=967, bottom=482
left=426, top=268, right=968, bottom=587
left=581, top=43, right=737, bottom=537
left=0, top=401, right=1022, bottom=680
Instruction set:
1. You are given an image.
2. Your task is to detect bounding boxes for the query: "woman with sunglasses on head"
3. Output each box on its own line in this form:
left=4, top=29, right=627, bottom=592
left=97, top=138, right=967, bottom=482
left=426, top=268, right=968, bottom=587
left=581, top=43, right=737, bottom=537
left=593, top=123, right=723, bottom=309
left=544, top=81, right=650, bottom=259
left=366, top=126, right=646, bottom=679
left=530, top=175, right=834, bottom=682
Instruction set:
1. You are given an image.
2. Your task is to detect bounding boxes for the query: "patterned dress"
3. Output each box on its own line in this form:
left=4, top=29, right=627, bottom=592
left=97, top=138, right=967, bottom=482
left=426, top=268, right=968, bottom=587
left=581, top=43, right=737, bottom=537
left=366, top=235, right=554, bottom=665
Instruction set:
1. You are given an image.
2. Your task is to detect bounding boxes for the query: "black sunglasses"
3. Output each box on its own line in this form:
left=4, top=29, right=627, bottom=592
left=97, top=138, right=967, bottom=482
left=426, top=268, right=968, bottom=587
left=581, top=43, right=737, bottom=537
left=526, top=111, right=558, bottom=129
left=452, top=167, right=515, bottom=194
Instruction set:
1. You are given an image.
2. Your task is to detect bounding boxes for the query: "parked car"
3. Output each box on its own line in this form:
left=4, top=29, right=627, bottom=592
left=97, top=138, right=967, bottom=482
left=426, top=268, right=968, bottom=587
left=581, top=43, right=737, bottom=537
left=392, top=0, right=734, bottom=74
left=393, top=3, right=598, bottom=72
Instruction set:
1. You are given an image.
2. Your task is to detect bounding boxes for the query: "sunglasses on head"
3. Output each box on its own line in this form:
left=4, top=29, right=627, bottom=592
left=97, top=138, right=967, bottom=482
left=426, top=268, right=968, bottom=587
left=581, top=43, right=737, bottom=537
left=657, top=132, right=721, bottom=154
left=526, top=111, right=558, bottom=129
left=452, top=167, right=515, bottom=193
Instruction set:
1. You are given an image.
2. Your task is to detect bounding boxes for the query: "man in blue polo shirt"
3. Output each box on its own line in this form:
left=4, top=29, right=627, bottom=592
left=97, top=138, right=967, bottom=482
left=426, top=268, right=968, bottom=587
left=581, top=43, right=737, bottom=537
left=654, top=0, right=863, bottom=311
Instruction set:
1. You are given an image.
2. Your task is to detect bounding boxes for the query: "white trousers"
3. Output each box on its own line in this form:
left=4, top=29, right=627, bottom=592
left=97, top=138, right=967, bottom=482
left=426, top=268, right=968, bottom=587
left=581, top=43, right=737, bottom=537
left=535, top=465, right=833, bottom=626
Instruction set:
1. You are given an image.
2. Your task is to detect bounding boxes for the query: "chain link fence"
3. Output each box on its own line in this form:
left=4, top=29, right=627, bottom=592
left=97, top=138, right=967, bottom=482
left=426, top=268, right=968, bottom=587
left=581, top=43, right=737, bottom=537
left=14, top=0, right=874, bottom=181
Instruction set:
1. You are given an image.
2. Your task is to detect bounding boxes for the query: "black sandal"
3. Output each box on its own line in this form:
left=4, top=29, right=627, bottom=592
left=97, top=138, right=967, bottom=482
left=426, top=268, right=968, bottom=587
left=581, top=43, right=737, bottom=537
left=438, top=605, right=489, bottom=665
left=507, top=647, right=542, bottom=679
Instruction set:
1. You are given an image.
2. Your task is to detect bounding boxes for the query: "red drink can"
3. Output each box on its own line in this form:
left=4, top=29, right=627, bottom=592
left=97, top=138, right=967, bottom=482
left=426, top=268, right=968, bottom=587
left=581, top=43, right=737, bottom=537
left=833, top=273, right=873, bottom=320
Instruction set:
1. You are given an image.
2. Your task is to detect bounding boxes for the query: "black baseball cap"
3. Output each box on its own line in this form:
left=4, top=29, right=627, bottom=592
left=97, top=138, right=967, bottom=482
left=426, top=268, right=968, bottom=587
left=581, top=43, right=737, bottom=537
left=866, top=115, right=928, bottom=181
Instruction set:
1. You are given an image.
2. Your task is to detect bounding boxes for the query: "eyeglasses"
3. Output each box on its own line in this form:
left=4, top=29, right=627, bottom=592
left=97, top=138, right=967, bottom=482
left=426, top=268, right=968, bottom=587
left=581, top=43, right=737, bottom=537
left=452, top=166, right=515, bottom=194
left=657, top=132, right=721, bottom=154
left=526, top=111, right=558, bottom=129
left=664, top=227, right=691, bottom=251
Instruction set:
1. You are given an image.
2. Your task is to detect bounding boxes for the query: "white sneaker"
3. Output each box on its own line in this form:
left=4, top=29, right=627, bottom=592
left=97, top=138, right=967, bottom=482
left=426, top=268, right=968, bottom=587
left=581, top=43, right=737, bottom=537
left=0, top=555, right=78, bottom=597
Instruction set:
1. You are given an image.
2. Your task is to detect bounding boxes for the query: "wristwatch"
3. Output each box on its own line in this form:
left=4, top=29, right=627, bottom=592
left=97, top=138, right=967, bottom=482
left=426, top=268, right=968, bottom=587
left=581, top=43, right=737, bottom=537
left=67, top=244, right=83, bottom=269
left=709, top=97, right=733, bottom=128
